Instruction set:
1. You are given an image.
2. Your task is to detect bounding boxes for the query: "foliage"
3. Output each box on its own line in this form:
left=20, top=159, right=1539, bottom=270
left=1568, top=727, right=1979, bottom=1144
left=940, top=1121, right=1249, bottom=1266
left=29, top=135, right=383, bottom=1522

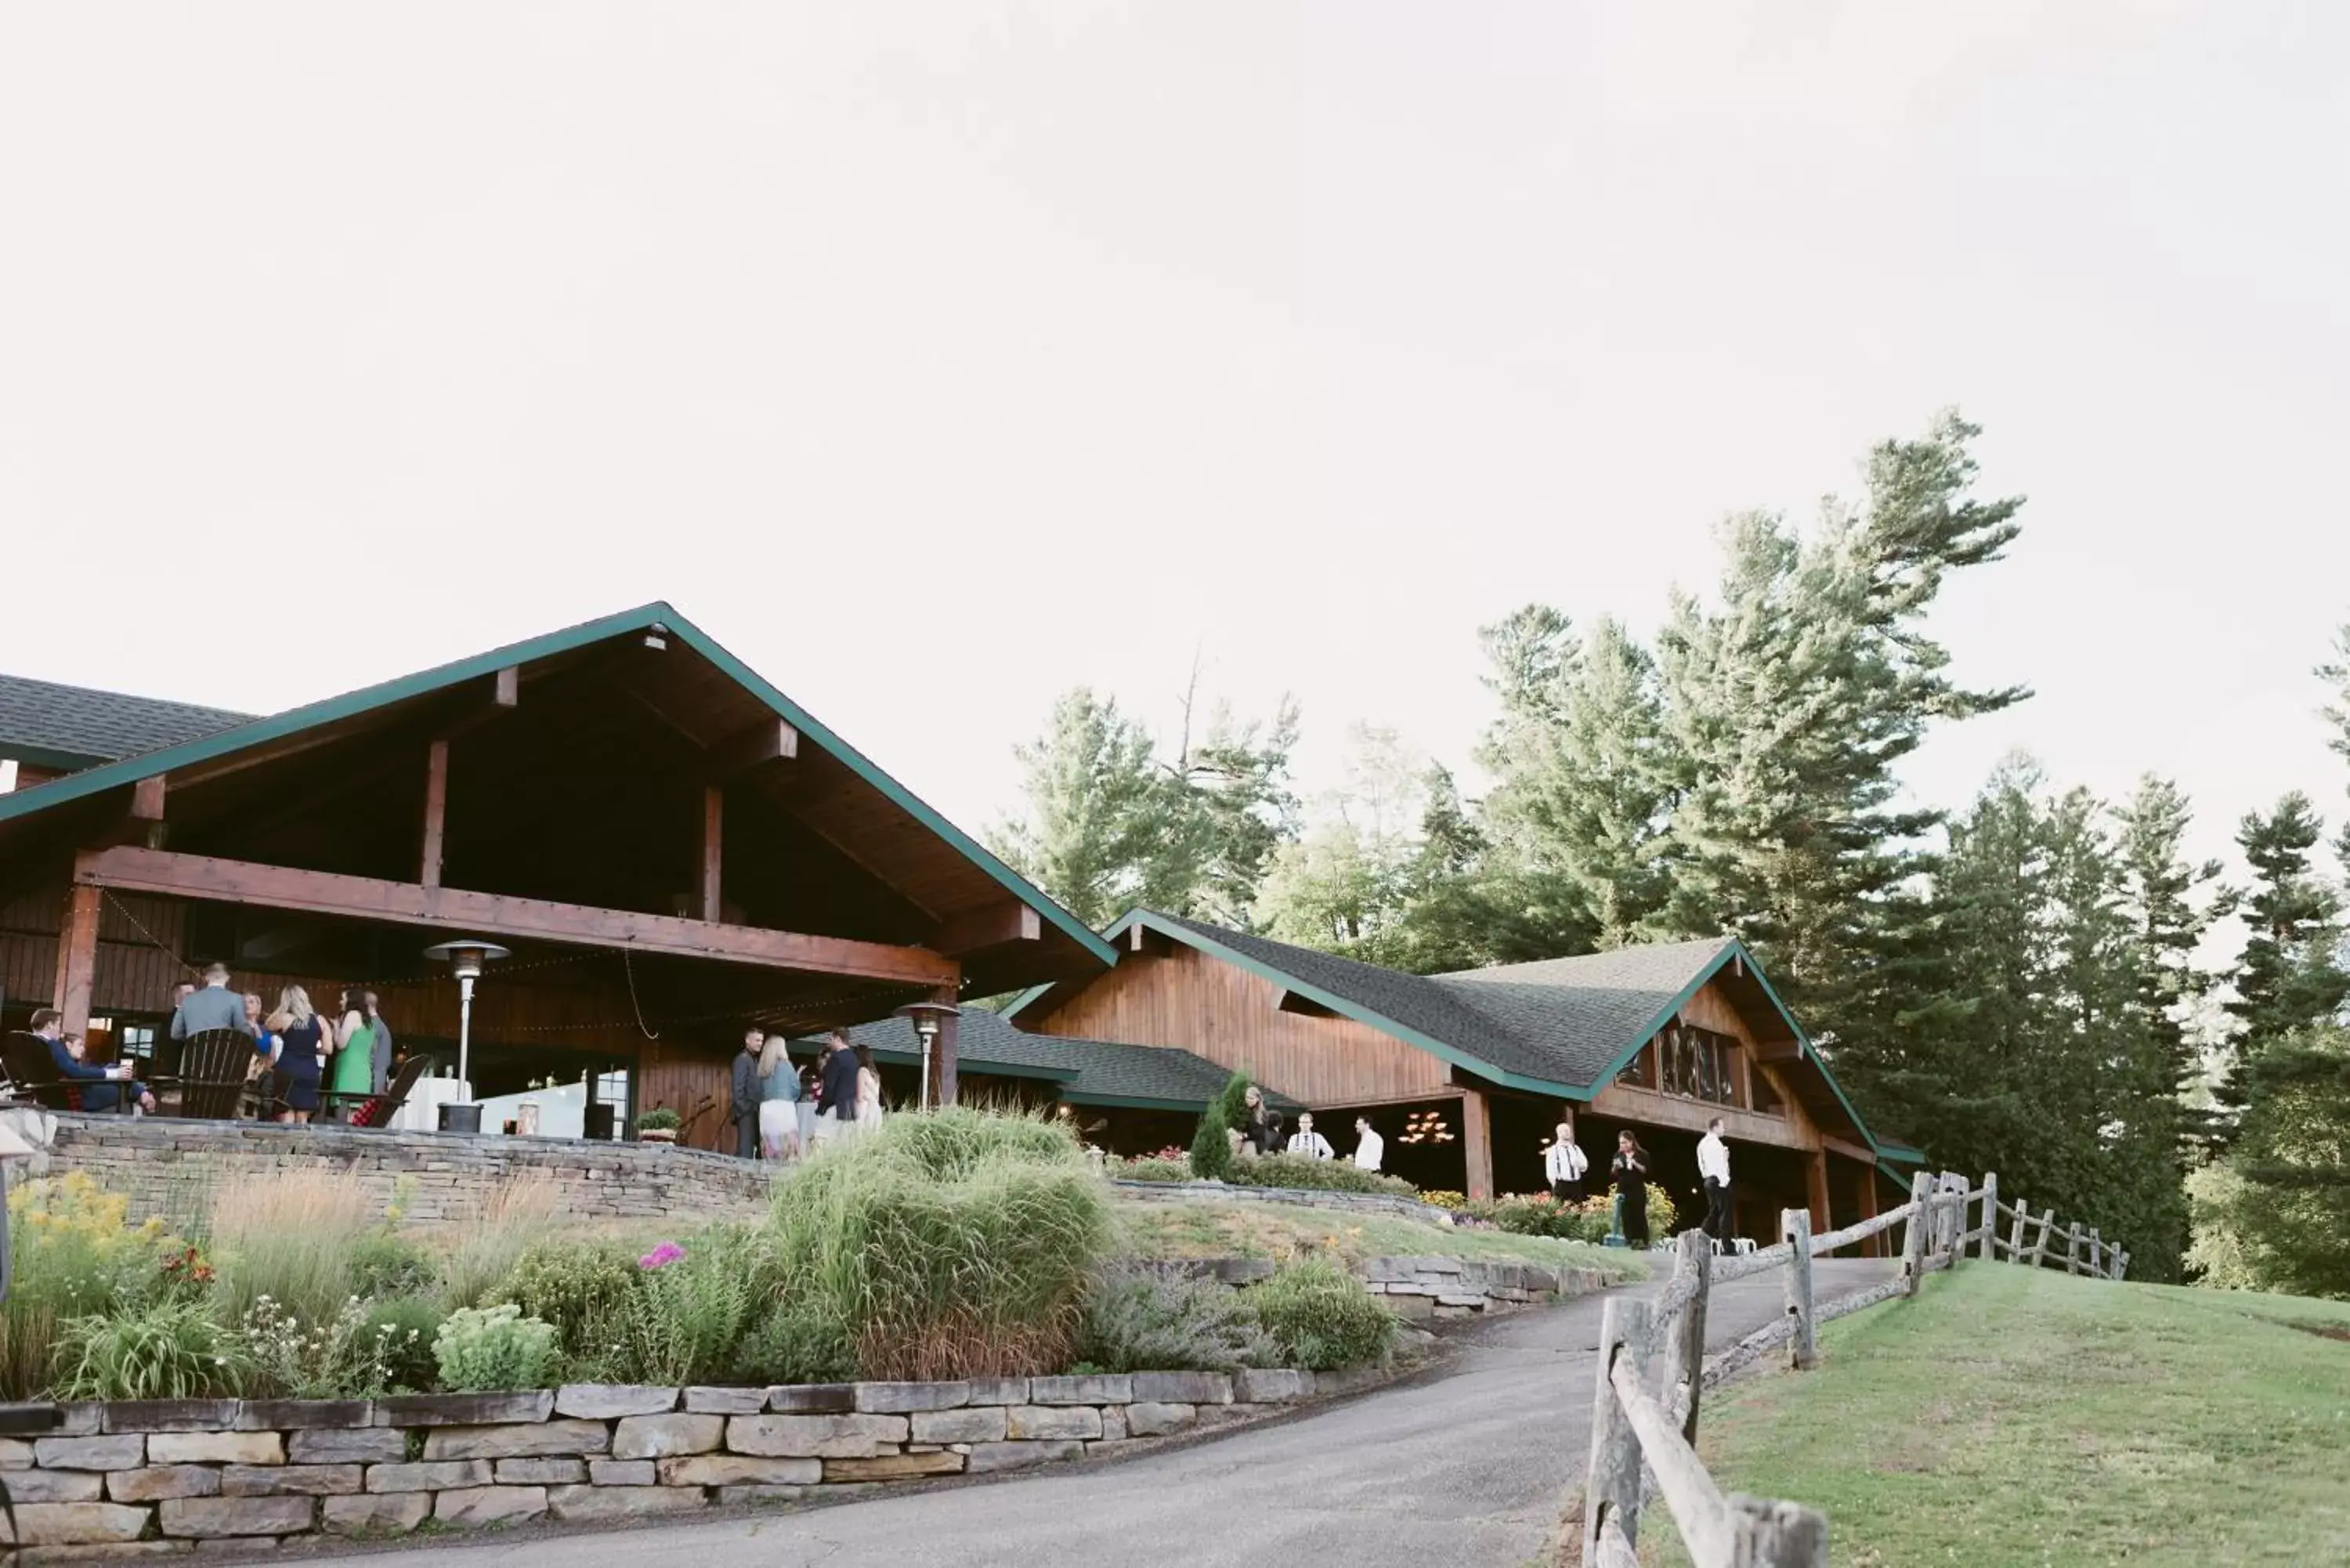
left=1230, top=1152, right=1419, bottom=1199
left=613, top=1231, right=760, bottom=1386
left=436, top=1176, right=559, bottom=1310
left=1189, top=1072, right=1249, bottom=1181
left=1473, top=1192, right=1615, bottom=1244
left=53, top=1298, right=244, bottom=1400
left=1, top=1173, right=178, bottom=1399
left=732, top=1295, right=857, bottom=1387
left=634, top=1107, right=682, bottom=1132
left=1238, top=1259, right=1395, bottom=1371
left=1076, top=1266, right=1276, bottom=1374
left=206, top=1171, right=371, bottom=1330
left=433, top=1303, right=559, bottom=1392
left=1107, top=1153, right=1193, bottom=1183
left=490, top=1241, right=641, bottom=1372
left=764, top=1107, right=1112, bottom=1379
left=1417, top=1190, right=1466, bottom=1210
left=348, top=1230, right=436, bottom=1300
left=2218, top=793, right=2348, bottom=1127
left=2193, top=1027, right=2350, bottom=1299
left=356, top=1296, right=444, bottom=1393
left=240, top=1293, right=416, bottom=1400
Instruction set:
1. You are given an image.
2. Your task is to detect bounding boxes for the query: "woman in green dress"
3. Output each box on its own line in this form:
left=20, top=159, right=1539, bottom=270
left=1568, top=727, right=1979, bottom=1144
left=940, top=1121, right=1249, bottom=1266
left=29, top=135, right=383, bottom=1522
left=327, top=991, right=375, bottom=1118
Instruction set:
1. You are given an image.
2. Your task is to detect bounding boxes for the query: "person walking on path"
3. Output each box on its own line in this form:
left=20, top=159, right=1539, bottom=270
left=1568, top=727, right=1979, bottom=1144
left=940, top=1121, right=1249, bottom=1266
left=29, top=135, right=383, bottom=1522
left=730, top=1028, right=765, bottom=1158
left=1612, top=1130, right=1651, bottom=1248
left=1697, top=1117, right=1734, bottom=1242
left=1285, top=1111, right=1334, bottom=1160
left=1545, top=1115, right=1589, bottom=1201
left=755, top=1033, right=799, bottom=1159
left=1351, top=1115, right=1383, bottom=1172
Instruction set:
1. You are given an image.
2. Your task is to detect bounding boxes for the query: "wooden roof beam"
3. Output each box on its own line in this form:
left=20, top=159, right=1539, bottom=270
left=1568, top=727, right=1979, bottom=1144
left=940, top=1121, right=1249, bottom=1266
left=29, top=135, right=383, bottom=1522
left=73, top=844, right=957, bottom=988
left=1752, top=1039, right=1806, bottom=1063
left=710, top=718, right=799, bottom=778
left=930, top=901, right=1040, bottom=956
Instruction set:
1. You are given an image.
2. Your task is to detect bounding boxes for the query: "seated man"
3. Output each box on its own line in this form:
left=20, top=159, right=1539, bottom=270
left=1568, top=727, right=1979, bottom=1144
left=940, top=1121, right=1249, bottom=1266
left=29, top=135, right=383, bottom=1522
left=28, top=1009, right=156, bottom=1115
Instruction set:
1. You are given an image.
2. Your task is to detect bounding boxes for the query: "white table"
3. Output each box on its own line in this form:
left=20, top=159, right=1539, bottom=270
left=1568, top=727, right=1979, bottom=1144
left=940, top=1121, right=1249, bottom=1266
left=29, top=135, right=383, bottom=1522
left=391, top=1077, right=472, bottom=1133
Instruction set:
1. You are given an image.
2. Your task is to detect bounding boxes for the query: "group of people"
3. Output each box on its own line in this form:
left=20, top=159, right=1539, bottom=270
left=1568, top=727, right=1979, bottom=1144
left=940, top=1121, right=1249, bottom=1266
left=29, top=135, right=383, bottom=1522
left=729, top=1027, right=880, bottom=1159
left=1542, top=1111, right=1737, bottom=1249
left=1231, top=1086, right=1386, bottom=1170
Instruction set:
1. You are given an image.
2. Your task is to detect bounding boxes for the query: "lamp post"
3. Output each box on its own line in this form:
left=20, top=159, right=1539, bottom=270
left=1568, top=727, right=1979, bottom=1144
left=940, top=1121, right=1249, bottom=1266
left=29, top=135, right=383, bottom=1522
left=894, top=1001, right=960, bottom=1113
left=422, top=938, right=511, bottom=1125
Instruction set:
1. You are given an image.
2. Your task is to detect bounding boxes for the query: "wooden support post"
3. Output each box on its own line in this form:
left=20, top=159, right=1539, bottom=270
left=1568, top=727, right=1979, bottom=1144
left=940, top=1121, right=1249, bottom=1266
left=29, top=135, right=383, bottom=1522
left=1902, top=1172, right=1930, bottom=1297
left=2087, top=1228, right=2102, bottom=1277
left=1807, top=1147, right=1831, bottom=1236
left=1782, top=1208, right=1817, bottom=1370
left=2064, top=1222, right=2082, bottom=1277
left=1727, top=1494, right=1831, bottom=1568
left=1977, top=1172, right=1998, bottom=1262
left=696, top=785, right=724, bottom=923
left=2111, top=1248, right=2129, bottom=1281
left=2008, top=1194, right=2030, bottom=1262
left=2030, top=1206, right=2055, bottom=1267
left=1856, top=1165, right=1881, bottom=1257
left=1462, top=1086, right=1495, bottom=1204
left=420, top=741, right=450, bottom=889
left=1660, top=1230, right=1710, bottom=1444
left=1582, top=1295, right=1652, bottom=1566
left=52, top=882, right=103, bottom=1037
left=130, top=775, right=167, bottom=822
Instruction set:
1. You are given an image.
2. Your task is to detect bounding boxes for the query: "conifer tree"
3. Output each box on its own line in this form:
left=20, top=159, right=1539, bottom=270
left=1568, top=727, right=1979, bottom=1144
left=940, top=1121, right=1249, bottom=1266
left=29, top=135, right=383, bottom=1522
left=2220, top=792, right=2348, bottom=1122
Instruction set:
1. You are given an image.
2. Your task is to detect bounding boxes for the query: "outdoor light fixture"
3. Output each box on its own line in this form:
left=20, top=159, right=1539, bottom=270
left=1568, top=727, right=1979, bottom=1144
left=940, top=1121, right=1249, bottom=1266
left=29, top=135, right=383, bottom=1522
left=894, top=1001, right=960, bottom=1113
left=643, top=621, right=670, bottom=651
left=422, top=938, right=512, bottom=1115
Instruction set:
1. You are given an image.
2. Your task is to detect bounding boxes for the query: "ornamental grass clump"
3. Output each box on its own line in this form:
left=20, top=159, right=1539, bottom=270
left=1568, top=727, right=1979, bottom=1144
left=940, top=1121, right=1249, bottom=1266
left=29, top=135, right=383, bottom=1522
left=1076, top=1265, right=1277, bottom=1374
left=53, top=1298, right=244, bottom=1400
left=765, top=1107, right=1112, bottom=1380
left=206, top=1169, right=372, bottom=1330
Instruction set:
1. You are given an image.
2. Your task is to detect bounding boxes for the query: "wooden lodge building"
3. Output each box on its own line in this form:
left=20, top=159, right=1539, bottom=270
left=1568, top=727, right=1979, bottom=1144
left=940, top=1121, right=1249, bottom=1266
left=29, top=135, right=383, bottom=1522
left=1007, top=912, right=1919, bottom=1245
left=0, top=605, right=1126, bottom=1146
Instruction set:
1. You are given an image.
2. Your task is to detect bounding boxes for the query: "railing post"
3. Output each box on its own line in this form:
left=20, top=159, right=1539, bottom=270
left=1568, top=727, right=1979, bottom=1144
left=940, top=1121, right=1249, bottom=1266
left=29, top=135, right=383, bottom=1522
left=1782, top=1208, right=1817, bottom=1370
left=2064, top=1222, right=2082, bottom=1276
left=1660, top=1230, right=1710, bottom=1444
left=2111, top=1248, right=2129, bottom=1281
left=1977, top=1172, right=1998, bottom=1262
left=2029, top=1205, right=2055, bottom=1267
left=1901, top=1172, right=1930, bottom=1297
left=1584, top=1295, right=1654, bottom=1564
left=1727, top=1493, right=1831, bottom=1567
left=2007, top=1194, right=2030, bottom=1262
left=2087, top=1228, right=2102, bottom=1277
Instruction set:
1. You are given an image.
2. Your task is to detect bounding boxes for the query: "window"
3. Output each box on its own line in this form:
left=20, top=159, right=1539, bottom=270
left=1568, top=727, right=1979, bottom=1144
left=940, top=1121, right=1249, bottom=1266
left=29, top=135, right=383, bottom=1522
left=117, top=1024, right=157, bottom=1065
left=1614, top=1042, right=1655, bottom=1089
left=1658, top=1024, right=1740, bottom=1107
left=595, top=1069, right=631, bottom=1140
left=1750, top=1064, right=1784, bottom=1115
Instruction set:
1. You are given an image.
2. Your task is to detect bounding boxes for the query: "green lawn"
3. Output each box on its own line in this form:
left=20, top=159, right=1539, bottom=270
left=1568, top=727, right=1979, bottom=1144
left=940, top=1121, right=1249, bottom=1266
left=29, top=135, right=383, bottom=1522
left=1647, top=1264, right=2350, bottom=1566
left=1113, top=1194, right=1647, bottom=1277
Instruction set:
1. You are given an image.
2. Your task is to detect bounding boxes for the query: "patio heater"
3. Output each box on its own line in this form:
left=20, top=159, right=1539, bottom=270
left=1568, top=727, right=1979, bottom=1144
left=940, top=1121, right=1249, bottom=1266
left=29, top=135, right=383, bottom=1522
left=893, top=1001, right=960, bottom=1113
left=422, top=938, right=511, bottom=1133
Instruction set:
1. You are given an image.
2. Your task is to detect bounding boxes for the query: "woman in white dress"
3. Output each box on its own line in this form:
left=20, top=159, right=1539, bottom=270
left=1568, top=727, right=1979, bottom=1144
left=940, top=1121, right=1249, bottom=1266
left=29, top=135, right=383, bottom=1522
left=854, top=1044, right=884, bottom=1130
left=754, top=1035, right=799, bottom=1160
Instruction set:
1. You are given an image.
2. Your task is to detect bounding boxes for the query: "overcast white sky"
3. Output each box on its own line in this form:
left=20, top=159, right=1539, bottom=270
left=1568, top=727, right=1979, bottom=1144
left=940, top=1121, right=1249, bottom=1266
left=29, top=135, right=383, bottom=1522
left=4, top=2, right=2346, bottom=879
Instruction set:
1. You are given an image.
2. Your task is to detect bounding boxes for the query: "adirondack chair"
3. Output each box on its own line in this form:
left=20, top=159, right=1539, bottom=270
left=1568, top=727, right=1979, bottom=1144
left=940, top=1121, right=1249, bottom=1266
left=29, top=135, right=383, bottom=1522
left=0, top=1031, right=127, bottom=1113
left=344, top=1054, right=431, bottom=1130
left=175, top=1029, right=256, bottom=1121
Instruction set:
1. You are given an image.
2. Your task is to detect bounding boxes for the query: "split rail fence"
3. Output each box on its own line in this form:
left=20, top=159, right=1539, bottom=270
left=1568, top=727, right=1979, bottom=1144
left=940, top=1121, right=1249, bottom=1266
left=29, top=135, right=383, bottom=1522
left=1578, top=1169, right=2127, bottom=1568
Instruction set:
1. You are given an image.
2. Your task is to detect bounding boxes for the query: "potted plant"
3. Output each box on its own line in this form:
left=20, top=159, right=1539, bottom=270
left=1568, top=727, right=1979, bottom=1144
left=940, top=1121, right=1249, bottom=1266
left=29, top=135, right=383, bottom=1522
left=634, top=1107, right=681, bottom=1145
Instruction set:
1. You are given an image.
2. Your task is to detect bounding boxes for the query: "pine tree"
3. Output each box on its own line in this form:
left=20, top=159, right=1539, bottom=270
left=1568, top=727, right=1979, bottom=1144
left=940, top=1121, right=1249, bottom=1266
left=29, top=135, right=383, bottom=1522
left=2220, top=793, right=2348, bottom=1122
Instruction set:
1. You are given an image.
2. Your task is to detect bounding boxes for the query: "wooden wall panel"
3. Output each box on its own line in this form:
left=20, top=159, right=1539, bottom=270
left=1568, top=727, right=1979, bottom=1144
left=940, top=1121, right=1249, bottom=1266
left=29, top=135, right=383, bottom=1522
left=1028, top=947, right=1450, bottom=1106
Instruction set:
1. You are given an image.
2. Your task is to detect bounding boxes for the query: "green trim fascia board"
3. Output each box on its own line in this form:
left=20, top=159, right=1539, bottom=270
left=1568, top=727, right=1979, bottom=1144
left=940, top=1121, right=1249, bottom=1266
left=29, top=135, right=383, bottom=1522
left=0, top=743, right=110, bottom=774
left=0, top=602, right=1113, bottom=972
left=998, top=982, right=1054, bottom=1021
left=1097, top=910, right=1586, bottom=1103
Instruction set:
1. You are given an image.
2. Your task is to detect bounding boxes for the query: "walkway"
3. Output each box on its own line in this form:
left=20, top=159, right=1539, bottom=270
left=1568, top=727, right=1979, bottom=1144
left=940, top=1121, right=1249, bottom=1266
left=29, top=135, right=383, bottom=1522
left=311, top=1259, right=1894, bottom=1568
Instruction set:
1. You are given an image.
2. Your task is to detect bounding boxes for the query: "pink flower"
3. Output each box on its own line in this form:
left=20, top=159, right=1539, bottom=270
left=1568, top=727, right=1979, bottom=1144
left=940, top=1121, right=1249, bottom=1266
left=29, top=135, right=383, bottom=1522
left=638, top=1241, right=685, bottom=1270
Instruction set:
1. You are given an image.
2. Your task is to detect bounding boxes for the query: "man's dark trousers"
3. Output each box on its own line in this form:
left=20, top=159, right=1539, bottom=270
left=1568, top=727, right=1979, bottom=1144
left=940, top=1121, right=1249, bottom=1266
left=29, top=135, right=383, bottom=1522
left=1703, top=1178, right=1732, bottom=1240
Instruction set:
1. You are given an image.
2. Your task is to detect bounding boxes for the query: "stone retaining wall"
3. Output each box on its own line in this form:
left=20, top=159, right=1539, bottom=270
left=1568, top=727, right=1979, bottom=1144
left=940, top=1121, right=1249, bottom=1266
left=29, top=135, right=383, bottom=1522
left=5, top=1109, right=776, bottom=1227
left=0, top=1373, right=1347, bottom=1555
left=1144, top=1255, right=1608, bottom=1321
left=1110, top=1178, right=1460, bottom=1226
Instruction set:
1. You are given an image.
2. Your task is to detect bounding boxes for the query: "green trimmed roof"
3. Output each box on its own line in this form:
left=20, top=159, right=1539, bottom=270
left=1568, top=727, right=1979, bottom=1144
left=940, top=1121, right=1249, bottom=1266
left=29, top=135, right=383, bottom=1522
left=0, top=674, right=252, bottom=773
left=823, top=1006, right=1292, bottom=1111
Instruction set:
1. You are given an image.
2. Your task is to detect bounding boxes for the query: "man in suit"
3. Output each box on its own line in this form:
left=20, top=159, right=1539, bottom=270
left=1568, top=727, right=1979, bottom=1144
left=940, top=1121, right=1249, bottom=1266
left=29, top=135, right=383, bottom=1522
left=169, top=963, right=256, bottom=1040
left=730, top=1028, right=765, bottom=1159
left=364, top=992, right=393, bottom=1094
left=29, top=1008, right=156, bottom=1115
left=813, top=1031, right=862, bottom=1141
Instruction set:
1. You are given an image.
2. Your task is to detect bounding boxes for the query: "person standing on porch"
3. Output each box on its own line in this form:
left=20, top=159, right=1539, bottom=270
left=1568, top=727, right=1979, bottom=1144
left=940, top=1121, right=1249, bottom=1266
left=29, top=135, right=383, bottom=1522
left=1351, top=1115, right=1383, bottom=1172
left=267, top=988, right=324, bottom=1124
left=327, top=992, right=374, bottom=1120
left=1546, top=1116, right=1589, bottom=1201
left=1697, top=1117, right=1734, bottom=1241
left=730, top=1028, right=765, bottom=1158
left=170, top=963, right=256, bottom=1040
left=755, top=1032, right=798, bottom=1160
left=853, top=1044, right=884, bottom=1130
left=364, top=992, right=393, bottom=1095
left=814, top=1031, right=860, bottom=1141
left=1285, top=1111, right=1334, bottom=1160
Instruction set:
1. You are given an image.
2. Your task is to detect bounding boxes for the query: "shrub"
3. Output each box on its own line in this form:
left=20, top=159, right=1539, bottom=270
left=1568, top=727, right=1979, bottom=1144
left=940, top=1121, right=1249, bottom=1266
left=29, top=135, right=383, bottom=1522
left=1, top=1174, right=179, bottom=1398
left=1189, top=1071, right=1252, bottom=1181
left=635, top=1107, right=681, bottom=1132
left=1419, top=1190, right=1466, bottom=1210
left=765, top=1107, right=1112, bottom=1379
left=53, top=1298, right=244, bottom=1400
left=240, top=1293, right=423, bottom=1400
left=1233, top=1153, right=1419, bottom=1198
left=359, top=1296, right=444, bottom=1393
left=207, top=1171, right=371, bottom=1330
left=1108, top=1154, right=1192, bottom=1183
left=436, top=1175, right=559, bottom=1309
left=613, top=1231, right=759, bottom=1386
left=433, top=1303, right=559, bottom=1392
left=732, top=1295, right=856, bottom=1386
left=490, top=1242, right=639, bottom=1373
left=1242, top=1259, right=1395, bottom=1371
left=349, top=1230, right=436, bottom=1299
left=1077, top=1266, right=1276, bottom=1374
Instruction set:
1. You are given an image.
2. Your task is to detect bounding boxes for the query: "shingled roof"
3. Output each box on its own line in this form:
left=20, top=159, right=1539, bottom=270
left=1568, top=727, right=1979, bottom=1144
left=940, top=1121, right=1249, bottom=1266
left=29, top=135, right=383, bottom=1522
left=822, top=1005, right=1289, bottom=1111
left=0, top=674, right=253, bottom=772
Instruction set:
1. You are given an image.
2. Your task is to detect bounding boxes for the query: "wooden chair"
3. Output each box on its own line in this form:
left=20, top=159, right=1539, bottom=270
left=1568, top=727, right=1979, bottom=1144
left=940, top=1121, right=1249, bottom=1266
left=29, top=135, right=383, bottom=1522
left=175, top=1029, right=255, bottom=1121
left=0, top=1031, right=124, bottom=1113
left=342, top=1053, right=431, bottom=1130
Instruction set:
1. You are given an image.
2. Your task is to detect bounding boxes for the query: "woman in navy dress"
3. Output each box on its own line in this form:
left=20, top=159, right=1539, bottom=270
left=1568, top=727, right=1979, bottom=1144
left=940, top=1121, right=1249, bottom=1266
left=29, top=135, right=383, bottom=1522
left=268, top=986, right=324, bottom=1124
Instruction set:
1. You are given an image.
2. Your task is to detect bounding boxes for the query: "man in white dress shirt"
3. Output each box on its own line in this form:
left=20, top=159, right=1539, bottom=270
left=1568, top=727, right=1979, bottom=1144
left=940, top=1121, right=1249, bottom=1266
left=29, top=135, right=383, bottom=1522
left=1697, top=1117, right=1734, bottom=1241
left=1285, top=1111, right=1335, bottom=1161
left=1351, top=1115, right=1383, bottom=1172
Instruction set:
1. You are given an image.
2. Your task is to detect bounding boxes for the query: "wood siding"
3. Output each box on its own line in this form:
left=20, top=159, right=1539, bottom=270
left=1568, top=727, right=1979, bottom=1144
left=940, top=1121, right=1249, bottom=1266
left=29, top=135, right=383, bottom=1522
left=1026, top=946, right=1451, bottom=1106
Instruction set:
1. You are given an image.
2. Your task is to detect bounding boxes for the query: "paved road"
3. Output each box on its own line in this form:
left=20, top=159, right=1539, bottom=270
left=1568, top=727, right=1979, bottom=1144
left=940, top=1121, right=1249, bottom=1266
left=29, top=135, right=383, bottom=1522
left=313, top=1260, right=1893, bottom=1568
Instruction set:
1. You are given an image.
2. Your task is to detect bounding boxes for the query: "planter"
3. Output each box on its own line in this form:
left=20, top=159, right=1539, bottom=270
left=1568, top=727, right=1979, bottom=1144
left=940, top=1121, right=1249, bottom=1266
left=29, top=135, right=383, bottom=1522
left=636, top=1128, right=678, bottom=1145
left=438, top=1103, right=483, bottom=1136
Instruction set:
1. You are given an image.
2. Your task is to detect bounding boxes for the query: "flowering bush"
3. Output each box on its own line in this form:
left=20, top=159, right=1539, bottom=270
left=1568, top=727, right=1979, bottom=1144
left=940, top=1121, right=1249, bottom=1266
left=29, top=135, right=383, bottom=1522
left=2, top=1173, right=181, bottom=1398
left=638, top=1241, right=686, bottom=1270
left=1418, top=1190, right=1467, bottom=1210
left=1106, top=1153, right=1193, bottom=1183
left=1473, top=1187, right=1676, bottom=1243
left=241, top=1294, right=414, bottom=1400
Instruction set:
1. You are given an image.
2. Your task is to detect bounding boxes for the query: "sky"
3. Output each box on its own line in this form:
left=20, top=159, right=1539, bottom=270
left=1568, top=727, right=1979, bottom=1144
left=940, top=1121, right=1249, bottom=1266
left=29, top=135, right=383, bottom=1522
left=5, top=2, right=2347, bottom=880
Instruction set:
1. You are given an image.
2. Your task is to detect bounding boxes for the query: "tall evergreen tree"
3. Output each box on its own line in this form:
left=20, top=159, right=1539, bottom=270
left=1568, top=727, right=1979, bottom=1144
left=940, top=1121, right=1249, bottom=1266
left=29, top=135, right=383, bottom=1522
left=2219, top=793, right=2348, bottom=1122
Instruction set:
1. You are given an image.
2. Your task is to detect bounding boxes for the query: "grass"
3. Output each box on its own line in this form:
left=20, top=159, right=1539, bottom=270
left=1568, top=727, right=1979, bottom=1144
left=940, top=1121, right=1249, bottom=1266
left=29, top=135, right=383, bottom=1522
left=1114, top=1194, right=1647, bottom=1279
left=1643, top=1265, right=2350, bottom=1566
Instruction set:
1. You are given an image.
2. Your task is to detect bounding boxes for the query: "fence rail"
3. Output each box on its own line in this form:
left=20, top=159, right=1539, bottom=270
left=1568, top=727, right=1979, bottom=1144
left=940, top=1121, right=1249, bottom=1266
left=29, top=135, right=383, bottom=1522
left=1577, top=1169, right=2124, bottom=1566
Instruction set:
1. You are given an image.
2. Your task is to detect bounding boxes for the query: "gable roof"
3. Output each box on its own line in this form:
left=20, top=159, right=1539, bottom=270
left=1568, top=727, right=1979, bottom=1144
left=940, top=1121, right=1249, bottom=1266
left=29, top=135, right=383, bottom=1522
left=0, top=675, right=253, bottom=773
left=822, top=1005, right=1292, bottom=1111
left=0, top=603, right=1117, bottom=982
left=1010, top=909, right=1885, bottom=1153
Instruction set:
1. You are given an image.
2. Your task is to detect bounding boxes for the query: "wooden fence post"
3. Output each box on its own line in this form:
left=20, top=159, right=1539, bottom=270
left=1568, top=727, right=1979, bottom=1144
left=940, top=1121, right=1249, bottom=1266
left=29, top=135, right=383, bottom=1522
left=2111, top=1248, right=2129, bottom=1281
left=1584, top=1295, right=1653, bottom=1564
left=1783, top=1208, right=1817, bottom=1370
left=2088, top=1228, right=2102, bottom=1277
left=1659, top=1230, right=1710, bottom=1444
left=2064, top=1222, right=2082, bottom=1276
left=1902, top=1172, right=1930, bottom=1297
left=1977, top=1172, right=1998, bottom=1262
left=2007, top=1194, right=2030, bottom=1262
left=2029, top=1206, right=2055, bottom=1267
left=1727, top=1493, right=1831, bottom=1567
